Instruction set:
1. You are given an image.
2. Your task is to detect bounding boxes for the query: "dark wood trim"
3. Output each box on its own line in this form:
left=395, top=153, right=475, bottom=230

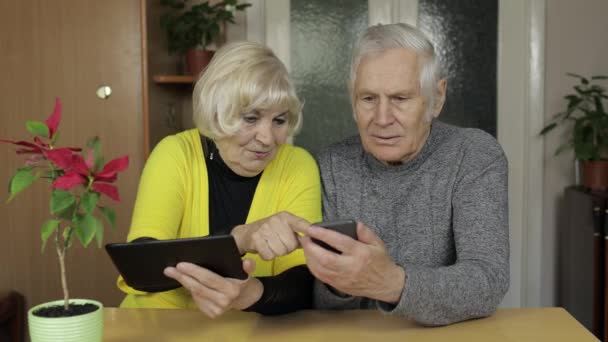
left=140, top=0, right=150, bottom=158
left=152, top=75, right=195, bottom=83
left=605, top=234, right=608, bottom=342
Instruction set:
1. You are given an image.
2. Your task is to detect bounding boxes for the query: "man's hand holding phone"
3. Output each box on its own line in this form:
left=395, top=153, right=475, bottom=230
left=301, top=221, right=406, bottom=305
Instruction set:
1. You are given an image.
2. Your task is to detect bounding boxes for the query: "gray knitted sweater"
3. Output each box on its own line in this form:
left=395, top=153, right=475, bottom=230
left=314, top=121, right=509, bottom=326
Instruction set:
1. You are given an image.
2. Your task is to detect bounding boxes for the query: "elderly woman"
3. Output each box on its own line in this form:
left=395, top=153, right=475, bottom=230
left=117, top=41, right=321, bottom=317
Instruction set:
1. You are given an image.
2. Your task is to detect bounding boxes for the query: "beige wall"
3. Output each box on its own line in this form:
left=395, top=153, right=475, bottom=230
left=542, top=0, right=608, bottom=305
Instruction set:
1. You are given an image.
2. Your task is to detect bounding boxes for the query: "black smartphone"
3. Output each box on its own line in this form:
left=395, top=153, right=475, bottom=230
left=311, top=220, right=357, bottom=253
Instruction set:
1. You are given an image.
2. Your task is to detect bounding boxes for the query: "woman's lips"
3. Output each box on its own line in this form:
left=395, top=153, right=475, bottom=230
left=251, top=150, right=270, bottom=159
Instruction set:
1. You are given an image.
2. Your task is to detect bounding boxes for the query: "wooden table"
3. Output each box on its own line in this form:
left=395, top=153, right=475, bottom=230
left=104, top=307, right=598, bottom=341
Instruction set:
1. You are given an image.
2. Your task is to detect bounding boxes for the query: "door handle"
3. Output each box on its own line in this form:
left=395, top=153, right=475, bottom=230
left=96, top=85, right=112, bottom=100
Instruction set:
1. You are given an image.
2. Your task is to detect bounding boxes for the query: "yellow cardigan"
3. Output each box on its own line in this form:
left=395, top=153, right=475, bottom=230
left=118, top=129, right=322, bottom=309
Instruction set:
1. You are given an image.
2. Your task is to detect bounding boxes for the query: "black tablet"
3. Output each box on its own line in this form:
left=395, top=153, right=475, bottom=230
left=105, top=235, right=247, bottom=293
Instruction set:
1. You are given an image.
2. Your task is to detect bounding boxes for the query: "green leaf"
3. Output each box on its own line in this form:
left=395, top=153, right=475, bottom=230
left=554, top=142, right=573, bottom=156
left=564, top=94, right=579, bottom=101
left=50, top=190, right=76, bottom=216
left=574, top=85, right=590, bottom=96
left=86, top=137, right=103, bottom=171
left=589, top=85, right=606, bottom=93
left=8, top=168, right=39, bottom=202
left=81, top=191, right=99, bottom=214
left=45, top=169, right=63, bottom=181
left=41, top=219, right=60, bottom=252
left=98, top=206, right=116, bottom=230
left=567, top=72, right=587, bottom=82
left=566, top=97, right=583, bottom=110
left=74, top=214, right=99, bottom=247
left=94, top=156, right=105, bottom=173
left=26, top=120, right=50, bottom=138
left=160, top=0, right=185, bottom=9
left=595, top=96, right=605, bottom=114
left=551, top=111, right=566, bottom=120
left=86, top=136, right=100, bottom=148
left=539, top=123, right=557, bottom=136
left=236, top=3, right=252, bottom=10
left=95, top=220, right=104, bottom=248
left=57, top=203, right=76, bottom=220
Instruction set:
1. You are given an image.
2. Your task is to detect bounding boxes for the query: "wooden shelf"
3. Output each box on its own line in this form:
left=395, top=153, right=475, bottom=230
left=152, top=75, right=195, bottom=84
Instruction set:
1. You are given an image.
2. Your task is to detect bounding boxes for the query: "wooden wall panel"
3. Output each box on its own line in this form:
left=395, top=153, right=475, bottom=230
left=0, top=0, right=144, bottom=309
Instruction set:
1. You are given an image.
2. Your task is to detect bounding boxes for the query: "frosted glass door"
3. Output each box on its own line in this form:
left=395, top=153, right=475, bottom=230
left=290, top=0, right=368, bottom=155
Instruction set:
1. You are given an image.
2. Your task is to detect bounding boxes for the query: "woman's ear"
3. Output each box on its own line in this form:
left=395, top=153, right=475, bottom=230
left=432, top=79, right=448, bottom=119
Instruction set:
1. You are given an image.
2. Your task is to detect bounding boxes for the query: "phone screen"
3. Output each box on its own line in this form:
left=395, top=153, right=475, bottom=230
left=311, top=220, right=357, bottom=253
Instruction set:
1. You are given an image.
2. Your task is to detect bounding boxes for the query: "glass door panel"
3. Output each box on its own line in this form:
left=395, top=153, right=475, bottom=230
left=290, top=0, right=368, bottom=155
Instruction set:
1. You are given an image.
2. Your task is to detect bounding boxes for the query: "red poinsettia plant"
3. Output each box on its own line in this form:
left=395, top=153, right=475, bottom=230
left=1, top=98, right=128, bottom=311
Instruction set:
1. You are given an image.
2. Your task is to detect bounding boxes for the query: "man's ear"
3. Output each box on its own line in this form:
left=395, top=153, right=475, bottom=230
left=432, top=79, right=448, bottom=118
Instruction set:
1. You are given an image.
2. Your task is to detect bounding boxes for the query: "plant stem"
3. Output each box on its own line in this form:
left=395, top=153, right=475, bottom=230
left=55, top=227, right=69, bottom=311
left=48, top=147, right=70, bottom=311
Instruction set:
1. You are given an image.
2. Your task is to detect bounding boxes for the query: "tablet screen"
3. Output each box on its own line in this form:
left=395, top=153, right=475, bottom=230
left=105, top=235, right=247, bottom=292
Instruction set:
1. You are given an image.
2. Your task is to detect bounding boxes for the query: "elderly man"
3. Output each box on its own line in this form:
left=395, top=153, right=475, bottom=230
left=299, top=23, right=509, bottom=326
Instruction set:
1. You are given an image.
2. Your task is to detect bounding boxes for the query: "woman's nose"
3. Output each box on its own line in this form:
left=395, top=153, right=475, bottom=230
left=255, top=122, right=273, bottom=145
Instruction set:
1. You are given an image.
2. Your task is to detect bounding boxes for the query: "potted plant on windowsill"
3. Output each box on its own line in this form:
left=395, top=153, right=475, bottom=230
left=540, top=73, right=608, bottom=191
left=1, top=99, right=129, bottom=342
left=160, top=0, right=251, bottom=77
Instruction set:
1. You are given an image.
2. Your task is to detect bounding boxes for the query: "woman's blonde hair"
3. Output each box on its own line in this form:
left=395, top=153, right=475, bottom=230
left=193, top=41, right=303, bottom=140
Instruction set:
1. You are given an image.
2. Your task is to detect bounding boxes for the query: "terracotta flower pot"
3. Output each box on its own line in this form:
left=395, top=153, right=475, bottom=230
left=580, top=160, right=608, bottom=191
left=185, top=48, right=215, bottom=78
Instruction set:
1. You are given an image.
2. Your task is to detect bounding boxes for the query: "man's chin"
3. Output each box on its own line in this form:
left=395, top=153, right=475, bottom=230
left=365, top=145, right=404, bottom=164
left=372, top=154, right=403, bottom=165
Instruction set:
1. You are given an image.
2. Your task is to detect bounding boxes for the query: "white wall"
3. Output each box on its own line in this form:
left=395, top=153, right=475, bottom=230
left=542, top=0, right=608, bottom=306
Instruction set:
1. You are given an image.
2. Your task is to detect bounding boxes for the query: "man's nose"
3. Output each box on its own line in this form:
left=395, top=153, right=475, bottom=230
left=374, top=99, right=394, bottom=126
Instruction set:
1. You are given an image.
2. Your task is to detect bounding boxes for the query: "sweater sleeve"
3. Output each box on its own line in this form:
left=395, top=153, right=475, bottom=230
left=247, top=147, right=322, bottom=314
left=378, top=146, right=510, bottom=325
left=126, top=136, right=188, bottom=241
left=117, top=136, right=189, bottom=297
left=313, top=147, right=365, bottom=310
left=244, top=265, right=313, bottom=315
left=271, top=147, right=323, bottom=275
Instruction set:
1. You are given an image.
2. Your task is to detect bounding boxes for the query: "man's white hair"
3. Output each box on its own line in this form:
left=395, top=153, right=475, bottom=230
left=349, top=23, right=442, bottom=121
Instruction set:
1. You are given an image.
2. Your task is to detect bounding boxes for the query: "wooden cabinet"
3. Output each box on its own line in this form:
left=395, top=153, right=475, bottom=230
left=560, top=186, right=607, bottom=340
left=0, top=0, right=145, bottom=308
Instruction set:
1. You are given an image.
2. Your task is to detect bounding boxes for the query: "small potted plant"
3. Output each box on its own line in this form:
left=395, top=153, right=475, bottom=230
left=160, top=0, right=251, bottom=77
left=540, top=73, right=608, bottom=190
left=1, top=99, right=129, bottom=342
